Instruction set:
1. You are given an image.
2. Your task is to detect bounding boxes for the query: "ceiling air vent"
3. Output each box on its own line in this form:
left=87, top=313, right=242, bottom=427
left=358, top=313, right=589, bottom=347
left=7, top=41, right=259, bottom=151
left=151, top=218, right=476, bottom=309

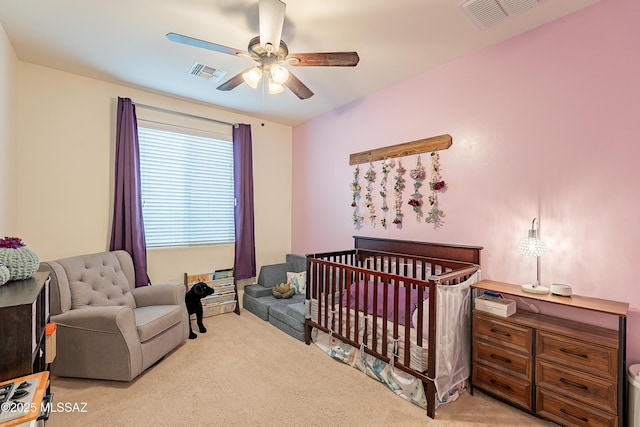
left=459, top=0, right=543, bottom=29
left=188, top=62, right=226, bottom=82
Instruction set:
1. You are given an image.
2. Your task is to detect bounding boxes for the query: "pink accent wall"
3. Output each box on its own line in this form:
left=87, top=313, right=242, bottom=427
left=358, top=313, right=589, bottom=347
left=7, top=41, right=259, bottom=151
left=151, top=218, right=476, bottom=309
left=292, top=0, right=640, bottom=364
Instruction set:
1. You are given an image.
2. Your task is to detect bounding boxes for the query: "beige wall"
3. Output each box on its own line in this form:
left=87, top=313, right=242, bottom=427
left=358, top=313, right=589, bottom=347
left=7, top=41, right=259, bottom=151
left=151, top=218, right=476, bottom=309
left=14, top=62, right=292, bottom=284
left=0, top=22, right=17, bottom=232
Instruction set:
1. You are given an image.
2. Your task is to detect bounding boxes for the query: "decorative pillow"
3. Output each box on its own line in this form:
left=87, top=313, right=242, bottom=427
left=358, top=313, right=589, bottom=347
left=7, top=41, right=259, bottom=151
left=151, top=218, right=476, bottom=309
left=286, top=271, right=306, bottom=294
left=411, top=298, right=430, bottom=339
left=272, top=283, right=295, bottom=299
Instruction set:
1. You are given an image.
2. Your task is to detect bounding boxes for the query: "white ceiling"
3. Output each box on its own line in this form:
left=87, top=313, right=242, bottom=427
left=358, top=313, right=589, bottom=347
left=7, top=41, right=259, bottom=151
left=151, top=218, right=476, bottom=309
left=0, top=0, right=600, bottom=126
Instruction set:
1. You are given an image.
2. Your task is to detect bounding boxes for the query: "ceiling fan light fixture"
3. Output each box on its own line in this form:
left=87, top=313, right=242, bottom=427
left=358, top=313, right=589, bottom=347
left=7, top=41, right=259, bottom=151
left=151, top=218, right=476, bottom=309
left=168, top=0, right=357, bottom=101
left=270, top=64, right=289, bottom=84
left=242, top=67, right=263, bottom=89
left=268, top=78, right=284, bottom=95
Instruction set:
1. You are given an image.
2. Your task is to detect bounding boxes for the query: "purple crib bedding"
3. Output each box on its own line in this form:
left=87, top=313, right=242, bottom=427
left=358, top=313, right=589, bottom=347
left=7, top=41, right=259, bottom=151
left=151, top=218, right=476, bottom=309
left=341, top=280, right=425, bottom=327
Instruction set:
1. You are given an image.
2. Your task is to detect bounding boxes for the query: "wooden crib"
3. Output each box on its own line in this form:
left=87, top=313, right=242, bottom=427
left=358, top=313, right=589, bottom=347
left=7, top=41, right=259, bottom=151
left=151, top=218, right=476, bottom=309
left=304, top=237, right=482, bottom=418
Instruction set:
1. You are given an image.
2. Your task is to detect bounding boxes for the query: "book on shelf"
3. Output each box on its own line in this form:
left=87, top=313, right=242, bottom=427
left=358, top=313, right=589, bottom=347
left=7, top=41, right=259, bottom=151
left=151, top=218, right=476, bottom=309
left=202, top=300, right=237, bottom=317
left=213, top=268, right=234, bottom=280
left=184, top=270, right=235, bottom=291
left=202, top=293, right=236, bottom=305
left=185, top=273, right=214, bottom=284
left=211, top=277, right=234, bottom=287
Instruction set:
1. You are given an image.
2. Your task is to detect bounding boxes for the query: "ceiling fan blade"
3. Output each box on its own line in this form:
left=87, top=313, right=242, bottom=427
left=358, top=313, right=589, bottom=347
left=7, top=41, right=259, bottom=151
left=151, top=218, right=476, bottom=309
left=259, top=0, right=286, bottom=52
left=284, top=71, right=314, bottom=100
left=217, top=68, right=253, bottom=91
left=166, top=32, right=249, bottom=57
left=287, top=52, right=360, bottom=67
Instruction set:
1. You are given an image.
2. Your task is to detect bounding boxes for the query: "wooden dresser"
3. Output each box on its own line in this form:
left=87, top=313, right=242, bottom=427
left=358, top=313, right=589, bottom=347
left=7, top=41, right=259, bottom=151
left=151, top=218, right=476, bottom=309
left=471, top=280, right=628, bottom=427
left=0, top=272, right=51, bottom=381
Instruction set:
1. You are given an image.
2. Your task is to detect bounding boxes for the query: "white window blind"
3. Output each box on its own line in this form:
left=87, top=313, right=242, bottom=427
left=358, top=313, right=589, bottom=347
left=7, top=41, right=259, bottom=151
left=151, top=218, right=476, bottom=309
left=138, top=125, right=235, bottom=248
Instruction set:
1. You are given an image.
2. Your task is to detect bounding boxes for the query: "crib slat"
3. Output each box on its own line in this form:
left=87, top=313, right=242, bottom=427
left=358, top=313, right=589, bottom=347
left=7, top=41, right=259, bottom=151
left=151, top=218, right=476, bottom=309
left=416, top=284, right=424, bottom=348
left=321, top=264, right=328, bottom=330
left=404, top=281, right=411, bottom=368
left=427, top=282, right=437, bottom=381
left=337, top=266, right=344, bottom=338
left=381, top=278, right=388, bottom=359
left=346, top=268, right=352, bottom=340
left=371, top=275, right=379, bottom=354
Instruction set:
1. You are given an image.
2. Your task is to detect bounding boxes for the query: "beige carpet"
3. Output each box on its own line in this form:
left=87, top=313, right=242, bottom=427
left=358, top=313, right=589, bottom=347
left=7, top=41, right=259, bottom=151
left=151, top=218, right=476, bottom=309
left=47, top=297, right=554, bottom=427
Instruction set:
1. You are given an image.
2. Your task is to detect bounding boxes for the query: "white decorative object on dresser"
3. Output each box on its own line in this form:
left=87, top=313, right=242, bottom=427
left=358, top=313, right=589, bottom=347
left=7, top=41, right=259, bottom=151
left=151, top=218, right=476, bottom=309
left=474, top=294, right=516, bottom=317
left=470, top=280, right=628, bottom=427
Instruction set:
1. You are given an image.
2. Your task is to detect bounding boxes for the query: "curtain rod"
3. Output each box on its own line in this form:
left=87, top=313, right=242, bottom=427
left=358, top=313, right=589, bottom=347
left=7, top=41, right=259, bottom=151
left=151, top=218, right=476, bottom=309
left=134, top=102, right=238, bottom=128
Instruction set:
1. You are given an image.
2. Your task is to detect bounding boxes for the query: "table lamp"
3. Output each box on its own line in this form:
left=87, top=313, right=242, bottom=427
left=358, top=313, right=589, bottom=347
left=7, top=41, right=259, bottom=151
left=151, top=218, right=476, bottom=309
left=518, top=218, right=548, bottom=294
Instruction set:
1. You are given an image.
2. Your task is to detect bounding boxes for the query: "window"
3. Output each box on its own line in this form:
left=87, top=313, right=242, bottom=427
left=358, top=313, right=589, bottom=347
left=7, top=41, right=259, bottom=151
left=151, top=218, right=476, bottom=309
left=138, top=125, right=235, bottom=248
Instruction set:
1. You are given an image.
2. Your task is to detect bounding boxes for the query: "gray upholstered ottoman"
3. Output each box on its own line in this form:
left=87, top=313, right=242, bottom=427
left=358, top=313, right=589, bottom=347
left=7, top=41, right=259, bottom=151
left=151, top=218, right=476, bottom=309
left=242, top=254, right=307, bottom=341
left=268, top=300, right=306, bottom=341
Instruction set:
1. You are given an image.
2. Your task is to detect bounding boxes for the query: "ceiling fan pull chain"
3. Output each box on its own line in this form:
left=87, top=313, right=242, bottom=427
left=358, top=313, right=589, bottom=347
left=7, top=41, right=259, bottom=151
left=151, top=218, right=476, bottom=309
left=261, top=76, right=266, bottom=126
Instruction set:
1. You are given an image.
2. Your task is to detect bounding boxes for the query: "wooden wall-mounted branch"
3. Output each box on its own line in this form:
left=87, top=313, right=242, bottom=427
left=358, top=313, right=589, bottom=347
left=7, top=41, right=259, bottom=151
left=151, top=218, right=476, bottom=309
left=349, top=134, right=452, bottom=165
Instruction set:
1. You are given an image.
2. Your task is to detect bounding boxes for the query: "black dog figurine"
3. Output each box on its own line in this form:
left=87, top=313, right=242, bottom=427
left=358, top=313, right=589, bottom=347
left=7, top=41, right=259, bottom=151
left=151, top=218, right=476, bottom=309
left=185, top=282, right=215, bottom=339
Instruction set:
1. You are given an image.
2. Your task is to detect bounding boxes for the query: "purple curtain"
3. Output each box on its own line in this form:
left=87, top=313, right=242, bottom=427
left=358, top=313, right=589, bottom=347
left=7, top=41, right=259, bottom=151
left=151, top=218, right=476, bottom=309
left=109, top=97, right=148, bottom=287
left=233, top=124, right=256, bottom=280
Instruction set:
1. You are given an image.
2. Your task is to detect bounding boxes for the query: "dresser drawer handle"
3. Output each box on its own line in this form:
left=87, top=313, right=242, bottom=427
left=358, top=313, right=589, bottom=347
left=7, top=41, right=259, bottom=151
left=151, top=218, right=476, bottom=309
left=489, top=328, right=511, bottom=337
left=559, top=377, right=588, bottom=391
left=559, top=347, right=588, bottom=359
left=560, top=408, right=589, bottom=423
left=490, top=354, right=512, bottom=364
left=489, top=379, right=512, bottom=391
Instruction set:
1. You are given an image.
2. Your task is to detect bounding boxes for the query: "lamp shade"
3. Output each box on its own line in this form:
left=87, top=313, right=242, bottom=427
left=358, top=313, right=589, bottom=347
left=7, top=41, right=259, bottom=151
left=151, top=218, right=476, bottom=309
left=270, top=64, right=289, bottom=84
left=518, top=218, right=546, bottom=256
left=518, top=237, right=546, bottom=256
left=242, top=67, right=263, bottom=89
left=268, top=78, right=284, bottom=94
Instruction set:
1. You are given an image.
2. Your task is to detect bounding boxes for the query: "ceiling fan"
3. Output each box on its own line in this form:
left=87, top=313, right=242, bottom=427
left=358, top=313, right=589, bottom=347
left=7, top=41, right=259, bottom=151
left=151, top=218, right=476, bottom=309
left=167, top=0, right=359, bottom=100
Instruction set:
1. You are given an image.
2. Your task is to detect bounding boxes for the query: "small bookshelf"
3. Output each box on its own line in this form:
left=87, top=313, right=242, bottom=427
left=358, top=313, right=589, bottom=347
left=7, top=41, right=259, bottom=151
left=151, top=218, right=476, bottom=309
left=184, top=268, right=240, bottom=317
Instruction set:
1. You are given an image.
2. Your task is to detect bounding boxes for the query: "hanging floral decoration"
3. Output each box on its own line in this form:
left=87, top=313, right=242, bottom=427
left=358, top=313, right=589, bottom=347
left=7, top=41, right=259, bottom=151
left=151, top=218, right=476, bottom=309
left=425, top=151, right=447, bottom=227
left=408, top=156, right=426, bottom=221
left=392, top=161, right=406, bottom=225
left=350, top=165, right=363, bottom=227
left=379, top=158, right=393, bottom=228
left=364, top=161, right=377, bottom=225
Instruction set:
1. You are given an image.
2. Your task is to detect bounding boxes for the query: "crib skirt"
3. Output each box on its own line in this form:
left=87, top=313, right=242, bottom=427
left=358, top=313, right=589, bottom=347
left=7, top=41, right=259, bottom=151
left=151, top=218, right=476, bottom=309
left=309, top=271, right=479, bottom=406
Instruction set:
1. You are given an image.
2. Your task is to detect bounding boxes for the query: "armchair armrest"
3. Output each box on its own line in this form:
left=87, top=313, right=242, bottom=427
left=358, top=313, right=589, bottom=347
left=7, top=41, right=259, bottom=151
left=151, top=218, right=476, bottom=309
left=50, top=306, right=143, bottom=381
left=132, top=283, right=186, bottom=307
left=52, top=306, right=135, bottom=333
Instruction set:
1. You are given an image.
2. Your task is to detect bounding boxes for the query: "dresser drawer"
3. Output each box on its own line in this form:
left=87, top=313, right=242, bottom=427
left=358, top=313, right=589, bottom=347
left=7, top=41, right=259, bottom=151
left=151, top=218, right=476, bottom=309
left=537, top=359, right=616, bottom=414
left=537, top=331, right=617, bottom=380
left=474, top=339, right=532, bottom=379
left=473, top=363, right=532, bottom=411
left=473, top=313, right=533, bottom=353
left=537, top=387, right=617, bottom=427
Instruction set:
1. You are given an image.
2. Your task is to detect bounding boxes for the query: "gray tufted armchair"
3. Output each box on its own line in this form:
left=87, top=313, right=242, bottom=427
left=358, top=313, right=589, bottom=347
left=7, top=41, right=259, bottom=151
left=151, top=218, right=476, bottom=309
left=39, top=250, right=189, bottom=381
